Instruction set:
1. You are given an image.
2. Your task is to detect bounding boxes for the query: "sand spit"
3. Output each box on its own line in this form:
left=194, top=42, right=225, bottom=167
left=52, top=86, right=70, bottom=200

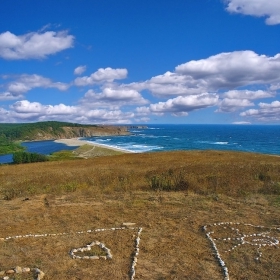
left=54, top=138, right=133, bottom=153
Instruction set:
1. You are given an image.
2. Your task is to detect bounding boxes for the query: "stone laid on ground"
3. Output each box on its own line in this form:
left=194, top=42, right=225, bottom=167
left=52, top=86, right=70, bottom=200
left=0, top=267, right=45, bottom=280
left=0, top=224, right=142, bottom=280
left=130, top=227, right=142, bottom=280
left=203, top=222, right=280, bottom=280
left=122, top=222, right=136, bottom=227
left=69, top=241, right=112, bottom=260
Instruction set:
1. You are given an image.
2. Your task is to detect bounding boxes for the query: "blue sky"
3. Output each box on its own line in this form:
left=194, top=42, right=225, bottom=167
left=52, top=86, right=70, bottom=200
left=1, top=0, right=280, bottom=124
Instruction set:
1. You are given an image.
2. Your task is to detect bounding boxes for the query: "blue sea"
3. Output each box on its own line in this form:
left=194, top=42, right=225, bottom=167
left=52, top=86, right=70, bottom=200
left=0, top=125, right=279, bottom=164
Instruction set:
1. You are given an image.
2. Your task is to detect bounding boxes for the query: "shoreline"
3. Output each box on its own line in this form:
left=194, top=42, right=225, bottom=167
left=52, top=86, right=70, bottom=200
left=54, top=138, right=133, bottom=154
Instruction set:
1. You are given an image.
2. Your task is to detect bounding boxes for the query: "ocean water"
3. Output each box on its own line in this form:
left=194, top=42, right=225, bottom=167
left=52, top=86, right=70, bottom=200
left=0, top=125, right=279, bottom=164
left=84, top=124, right=280, bottom=155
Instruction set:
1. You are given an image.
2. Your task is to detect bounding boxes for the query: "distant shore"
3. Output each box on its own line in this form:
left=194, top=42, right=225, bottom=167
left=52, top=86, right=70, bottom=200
left=54, top=138, right=133, bottom=153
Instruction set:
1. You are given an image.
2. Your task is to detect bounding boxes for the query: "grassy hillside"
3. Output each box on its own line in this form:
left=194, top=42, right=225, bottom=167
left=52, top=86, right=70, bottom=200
left=0, top=151, right=279, bottom=279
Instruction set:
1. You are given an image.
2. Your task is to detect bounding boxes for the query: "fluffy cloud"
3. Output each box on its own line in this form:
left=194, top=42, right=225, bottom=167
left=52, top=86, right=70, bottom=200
left=11, top=100, right=77, bottom=117
left=0, top=92, right=24, bottom=101
left=0, top=107, right=11, bottom=122
left=217, top=98, right=254, bottom=112
left=240, top=100, right=280, bottom=121
left=74, top=67, right=128, bottom=86
left=82, top=109, right=134, bottom=123
left=225, top=0, right=280, bottom=25
left=0, top=30, right=74, bottom=60
left=137, top=93, right=218, bottom=116
left=8, top=100, right=135, bottom=123
left=6, top=74, right=69, bottom=97
left=74, top=65, right=87, bottom=75
left=270, top=83, right=280, bottom=91
left=223, top=89, right=274, bottom=100
left=175, top=51, right=280, bottom=91
left=217, top=89, right=274, bottom=112
left=120, top=71, right=206, bottom=98
left=80, top=87, right=148, bottom=108
left=120, top=51, right=280, bottom=99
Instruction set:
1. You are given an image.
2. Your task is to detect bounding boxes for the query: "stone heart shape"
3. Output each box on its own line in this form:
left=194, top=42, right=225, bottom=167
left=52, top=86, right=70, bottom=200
left=70, top=241, right=112, bottom=260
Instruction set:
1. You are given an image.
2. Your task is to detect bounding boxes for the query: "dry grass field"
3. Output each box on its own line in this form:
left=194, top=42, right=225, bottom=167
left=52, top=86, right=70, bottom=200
left=0, top=150, right=280, bottom=279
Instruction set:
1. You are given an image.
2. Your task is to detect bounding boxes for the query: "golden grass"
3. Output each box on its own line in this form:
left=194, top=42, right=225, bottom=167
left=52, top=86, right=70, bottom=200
left=0, top=150, right=280, bottom=279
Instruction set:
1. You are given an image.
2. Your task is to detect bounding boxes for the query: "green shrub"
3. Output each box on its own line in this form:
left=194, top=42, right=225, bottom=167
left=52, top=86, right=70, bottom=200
left=259, top=182, right=280, bottom=195
left=12, top=151, right=48, bottom=164
left=146, top=169, right=189, bottom=192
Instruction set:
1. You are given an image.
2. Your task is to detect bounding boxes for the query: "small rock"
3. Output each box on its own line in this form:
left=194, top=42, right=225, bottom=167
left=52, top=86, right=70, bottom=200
left=37, top=270, right=45, bottom=280
left=22, top=267, right=31, bottom=273
left=0, top=271, right=5, bottom=276
left=89, top=256, right=99, bottom=260
left=5, top=270, right=14, bottom=274
left=122, top=222, right=136, bottom=227
left=15, top=266, right=22, bottom=274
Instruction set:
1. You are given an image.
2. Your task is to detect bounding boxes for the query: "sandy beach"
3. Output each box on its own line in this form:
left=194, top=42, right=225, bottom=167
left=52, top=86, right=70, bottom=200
left=54, top=138, right=133, bottom=153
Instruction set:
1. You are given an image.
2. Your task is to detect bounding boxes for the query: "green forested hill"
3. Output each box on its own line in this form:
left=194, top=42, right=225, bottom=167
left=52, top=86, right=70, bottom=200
left=0, top=121, right=95, bottom=141
left=0, top=135, right=25, bottom=155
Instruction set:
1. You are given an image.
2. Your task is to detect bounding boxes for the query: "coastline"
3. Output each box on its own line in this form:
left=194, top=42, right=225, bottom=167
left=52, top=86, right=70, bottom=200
left=54, top=138, right=133, bottom=153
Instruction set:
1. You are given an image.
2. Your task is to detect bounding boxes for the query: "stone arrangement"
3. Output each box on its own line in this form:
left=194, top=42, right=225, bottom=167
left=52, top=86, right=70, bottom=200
left=0, top=267, right=45, bottom=280
left=130, top=227, right=142, bottom=280
left=70, top=241, right=112, bottom=260
left=0, top=224, right=142, bottom=280
left=203, top=222, right=280, bottom=280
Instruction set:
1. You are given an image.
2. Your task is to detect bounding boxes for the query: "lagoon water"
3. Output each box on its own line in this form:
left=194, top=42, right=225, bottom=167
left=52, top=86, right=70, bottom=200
left=0, top=140, right=79, bottom=164
left=1, top=125, right=279, bottom=164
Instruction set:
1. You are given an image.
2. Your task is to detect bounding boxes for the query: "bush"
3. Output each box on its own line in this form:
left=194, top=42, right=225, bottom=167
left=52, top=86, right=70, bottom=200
left=12, top=151, right=48, bottom=164
left=146, top=169, right=189, bottom=192
left=259, top=182, right=280, bottom=195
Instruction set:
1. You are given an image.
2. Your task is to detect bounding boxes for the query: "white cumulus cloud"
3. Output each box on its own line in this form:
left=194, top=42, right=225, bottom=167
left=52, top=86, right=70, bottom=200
left=217, top=98, right=254, bottom=112
left=0, top=30, right=74, bottom=60
left=74, top=67, right=128, bottom=86
left=121, top=51, right=280, bottom=99
left=217, top=89, right=274, bottom=112
left=223, top=89, right=274, bottom=100
left=225, top=0, right=280, bottom=25
left=0, top=92, right=24, bottom=101
left=240, top=100, right=280, bottom=121
left=11, top=100, right=77, bottom=115
left=5, top=74, right=69, bottom=96
left=74, top=65, right=87, bottom=75
left=137, top=93, right=218, bottom=116
left=8, top=100, right=135, bottom=124
left=175, top=51, right=280, bottom=90
left=80, top=87, right=148, bottom=108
